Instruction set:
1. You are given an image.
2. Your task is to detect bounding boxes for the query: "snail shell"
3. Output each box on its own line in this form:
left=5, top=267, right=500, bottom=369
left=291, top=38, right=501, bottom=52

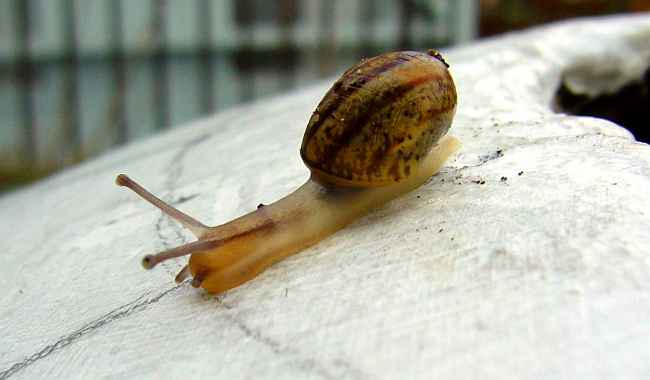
left=301, top=50, right=457, bottom=187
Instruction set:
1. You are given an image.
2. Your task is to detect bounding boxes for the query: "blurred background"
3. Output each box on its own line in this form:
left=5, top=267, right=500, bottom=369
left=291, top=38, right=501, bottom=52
left=1, top=0, right=649, bottom=192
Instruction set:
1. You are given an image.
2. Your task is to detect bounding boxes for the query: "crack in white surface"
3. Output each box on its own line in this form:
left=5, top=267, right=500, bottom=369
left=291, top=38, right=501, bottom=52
left=153, top=134, right=209, bottom=276
left=0, top=135, right=210, bottom=379
left=0, top=285, right=183, bottom=380
left=214, top=298, right=368, bottom=380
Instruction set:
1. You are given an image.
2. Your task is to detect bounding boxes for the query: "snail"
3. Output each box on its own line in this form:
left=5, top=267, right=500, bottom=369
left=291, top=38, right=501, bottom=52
left=116, top=49, right=459, bottom=294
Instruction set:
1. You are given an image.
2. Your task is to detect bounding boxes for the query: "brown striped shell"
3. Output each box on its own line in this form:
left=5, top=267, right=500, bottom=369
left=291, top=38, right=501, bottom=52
left=300, top=50, right=457, bottom=187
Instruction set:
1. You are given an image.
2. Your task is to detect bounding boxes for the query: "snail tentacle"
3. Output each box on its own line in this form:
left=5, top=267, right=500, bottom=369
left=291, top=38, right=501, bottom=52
left=116, top=174, right=209, bottom=238
left=174, top=265, right=191, bottom=283
left=140, top=239, right=223, bottom=269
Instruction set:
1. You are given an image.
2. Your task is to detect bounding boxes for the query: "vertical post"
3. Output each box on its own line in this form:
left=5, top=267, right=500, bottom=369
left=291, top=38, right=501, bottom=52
left=109, top=0, right=128, bottom=144
left=151, top=0, right=169, bottom=130
left=359, top=0, right=376, bottom=59
left=317, top=0, right=335, bottom=76
left=398, top=0, right=415, bottom=50
left=449, top=0, right=478, bottom=44
left=234, top=0, right=255, bottom=103
left=62, top=0, right=81, bottom=164
left=197, top=0, right=215, bottom=114
left=277, top=0, right=298, bottom=92
left=14, top=0, right=36, bottom=167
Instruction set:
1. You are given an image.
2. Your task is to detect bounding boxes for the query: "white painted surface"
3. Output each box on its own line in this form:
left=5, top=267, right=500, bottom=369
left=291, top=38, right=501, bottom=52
left=2, top=15, right=650, bottom=380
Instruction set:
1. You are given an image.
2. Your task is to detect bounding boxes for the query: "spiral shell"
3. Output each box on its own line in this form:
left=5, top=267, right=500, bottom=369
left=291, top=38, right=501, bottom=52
left=300, top=50, right=457, bottom=187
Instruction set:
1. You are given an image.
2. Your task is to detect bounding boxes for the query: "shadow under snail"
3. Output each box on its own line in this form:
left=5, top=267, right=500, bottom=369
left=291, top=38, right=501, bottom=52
left=116, top=49, right=459, bottom=294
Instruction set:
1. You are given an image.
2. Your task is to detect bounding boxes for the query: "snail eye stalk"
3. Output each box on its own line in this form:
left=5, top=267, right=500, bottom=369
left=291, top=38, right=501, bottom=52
left=116, top=174, right=209, bottom=238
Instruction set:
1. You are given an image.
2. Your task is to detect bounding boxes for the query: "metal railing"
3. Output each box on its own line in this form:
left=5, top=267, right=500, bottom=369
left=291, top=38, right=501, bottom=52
left=0, top=0, right=477, bottom=188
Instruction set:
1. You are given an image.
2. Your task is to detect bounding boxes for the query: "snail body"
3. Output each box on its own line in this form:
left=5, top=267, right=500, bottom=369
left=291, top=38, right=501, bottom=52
left=117, top=50, right=459, bottom=294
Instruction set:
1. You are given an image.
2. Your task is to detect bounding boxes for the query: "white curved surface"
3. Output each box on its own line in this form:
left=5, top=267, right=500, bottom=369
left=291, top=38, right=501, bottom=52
left=1, top=15, right=650, bottom=380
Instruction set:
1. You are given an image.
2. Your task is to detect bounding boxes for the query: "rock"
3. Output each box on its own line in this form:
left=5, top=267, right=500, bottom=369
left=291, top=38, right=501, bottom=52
left=2, top=15, right=650, bottom=380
